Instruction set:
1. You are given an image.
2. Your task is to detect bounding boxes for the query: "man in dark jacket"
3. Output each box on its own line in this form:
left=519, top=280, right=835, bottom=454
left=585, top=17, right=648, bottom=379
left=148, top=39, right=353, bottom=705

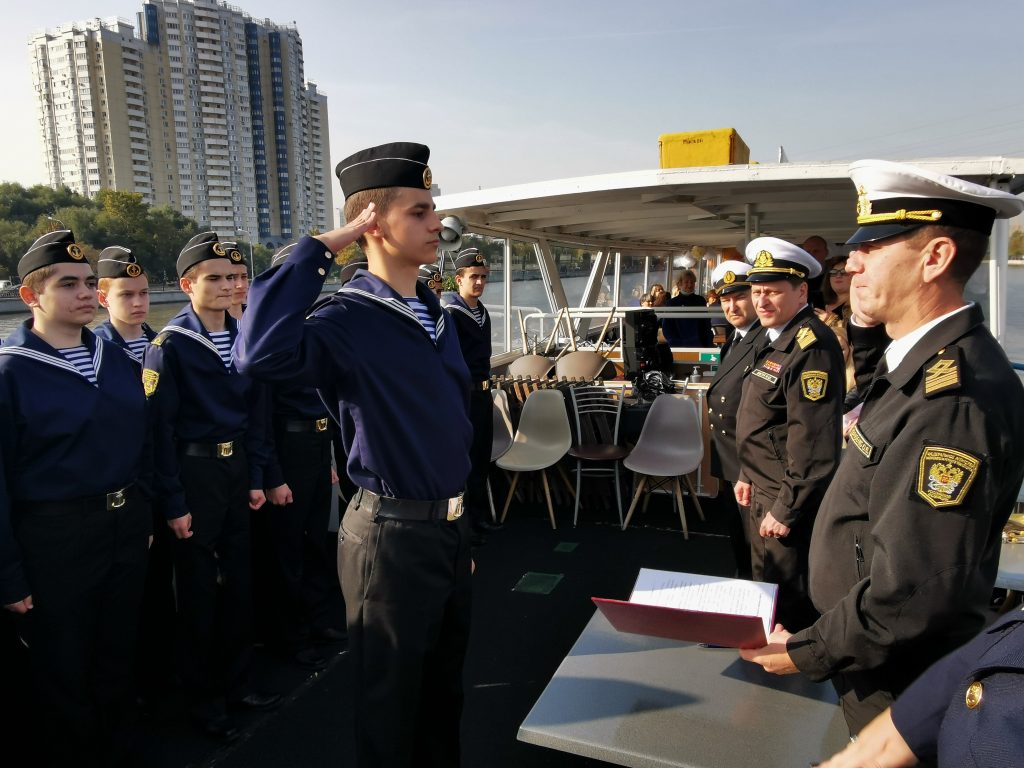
left=741, top=159, right=1024, bottom=737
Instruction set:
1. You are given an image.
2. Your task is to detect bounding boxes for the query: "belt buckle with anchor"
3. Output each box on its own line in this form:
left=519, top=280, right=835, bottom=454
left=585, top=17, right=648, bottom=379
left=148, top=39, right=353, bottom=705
left=106, top=488, right=126, bottom=510
left=217, top=441, right=234, bottom=458
left=315, top=418, right=329, bottom=433
left=446, top=494, right=464, bottom=522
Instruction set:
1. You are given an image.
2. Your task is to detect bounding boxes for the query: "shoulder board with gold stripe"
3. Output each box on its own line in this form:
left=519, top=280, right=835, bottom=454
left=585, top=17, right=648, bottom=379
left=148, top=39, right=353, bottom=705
left=796, top=325, right=817, bottom=350
left=923, top=347, right=962, bottom=397
left=151, top=333, right=168, bottom=347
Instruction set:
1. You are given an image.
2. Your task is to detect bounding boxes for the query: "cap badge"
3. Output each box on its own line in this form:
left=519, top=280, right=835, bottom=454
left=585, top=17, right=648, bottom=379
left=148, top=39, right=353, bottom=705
left=423, top=166, right=432, bottom=189
left=212, top=242, right=226, bottom=257
left=229, top=249, right=244, bottom=263
left=723, top=271, right=736, bottom=284
left=856, top=186, right=872, bottom=220
left=474, top=254, right=483, bottom=264
left=753, top=250, right=774, bottom=268
left=126, top=263, right=142, bottom=277
left=67, top=244, right=84, bottom=260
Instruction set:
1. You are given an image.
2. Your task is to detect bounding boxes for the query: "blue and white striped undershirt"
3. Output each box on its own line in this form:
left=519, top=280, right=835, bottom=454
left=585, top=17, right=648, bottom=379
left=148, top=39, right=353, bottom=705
left=125, top=336, right=149, bottom=363
left=57, top=345, right=97, bottom=383
left=403, top=297, right=436, bottom=342
left=208, top=330, right=233, bottom=368
left=470, top=304, right=485, bottom=327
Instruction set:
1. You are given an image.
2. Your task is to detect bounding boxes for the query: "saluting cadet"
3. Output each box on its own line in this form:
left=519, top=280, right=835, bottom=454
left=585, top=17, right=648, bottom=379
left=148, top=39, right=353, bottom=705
left=443, top=247, right=500, bottom=545
left=740, top=161, right=1024, bottom=737
left=0, top=230, right=151, bottom=766
left=143, top=232, right=282, bottom=741
left=261, top=244, right=346, bottom=672
left=706, top=260, right=765, bottom=580
left=94, top=246, right=157, bottom=364
left=234, top=141, right=474, bottom=768
left=734, top=238, right=844, bottom=632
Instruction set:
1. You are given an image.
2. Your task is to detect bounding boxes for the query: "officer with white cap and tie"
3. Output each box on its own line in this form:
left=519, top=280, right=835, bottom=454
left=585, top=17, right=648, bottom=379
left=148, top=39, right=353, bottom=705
left=741, top=159, right=1024, bottom=738
left=706, top=259, right=766, bottom=579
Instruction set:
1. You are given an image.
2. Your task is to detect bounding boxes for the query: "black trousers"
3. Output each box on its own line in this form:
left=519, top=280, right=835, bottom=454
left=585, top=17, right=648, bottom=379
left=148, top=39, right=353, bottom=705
left=338, top=494, right=472, bottom=768
left=716, top=484, right=752, bottom=580
left=748, top=486, right=818, bottom=632
left=465, top=390, right=494, bottom=528
left=174, top=450, right=253, bottom=719
left=15, top=490, right=150, bottom=767
left=268, top=426, right=340, bottom=649
left=136, top=506, right=176, bottom=698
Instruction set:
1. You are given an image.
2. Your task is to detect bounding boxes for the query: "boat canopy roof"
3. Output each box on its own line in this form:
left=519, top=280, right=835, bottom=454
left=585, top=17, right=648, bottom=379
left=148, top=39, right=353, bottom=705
left=435, top=157, right=1024, bottom=252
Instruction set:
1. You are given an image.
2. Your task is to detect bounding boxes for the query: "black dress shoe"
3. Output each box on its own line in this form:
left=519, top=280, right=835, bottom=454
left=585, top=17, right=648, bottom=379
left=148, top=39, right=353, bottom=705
left=311, top=627, right=348, bottom=644
left=294, top=647, right=329, bottom=671
left=475, top=519, right=504, bottom=532
left=194, top=715, right=240, bottom=742
left=229, top=692, right=282, bottom=711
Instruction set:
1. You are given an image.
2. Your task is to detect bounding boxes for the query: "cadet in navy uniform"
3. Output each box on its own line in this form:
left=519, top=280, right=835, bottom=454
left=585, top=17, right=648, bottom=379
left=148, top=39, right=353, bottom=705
left=262, top=244, right=345, bottom=671
left=740, top=161, right=1024, bottom=737
left=820, top=607, right=1024, bottom=768
left=0, top=230, right=151, bottom=766
left=443, top=247, right=500, bottom=544
left=143, top=232, right=281, bottom=741
left=734, top=238, right=844, bottom=632
left=419, top=262, right=444, bottom=298
left=706, top=260, right=765, bottom=580
left=93, top=246, right=157, bottom=364
left=234, top=142, right=473, bottom=768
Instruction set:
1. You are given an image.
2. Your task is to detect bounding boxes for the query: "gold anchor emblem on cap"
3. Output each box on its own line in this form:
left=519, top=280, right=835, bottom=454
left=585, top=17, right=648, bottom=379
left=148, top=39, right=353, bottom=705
left=423, top=166, right=432, bottom=189
left=67, top=243, right=84, bottom=260
left=126, top=263, right=142, bottom=277
left=229, top=249, right=243, bottom=263
left=723, top=271, right=736, bottom=284
left=212, top=242, right=226, bottom=256
left=965, top=681, right=983, bottom=709
left=753, top=250, right=774, bottom=267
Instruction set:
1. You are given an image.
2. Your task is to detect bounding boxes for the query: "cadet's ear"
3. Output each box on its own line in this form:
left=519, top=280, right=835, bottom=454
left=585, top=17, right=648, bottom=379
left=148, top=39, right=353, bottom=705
left=18, top=284, right=39, bottom=308
left=179, top=276, right=193, bottom=295
left=97, top=290, right=111, bottom=308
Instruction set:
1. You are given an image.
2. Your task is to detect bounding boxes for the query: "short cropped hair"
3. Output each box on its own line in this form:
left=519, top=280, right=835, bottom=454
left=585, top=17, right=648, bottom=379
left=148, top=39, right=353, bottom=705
left=98, top=277, right=112, bottom=294
left=344, top=187, right=401, bottom=247
left=22, top=266, right=56, bottom=293
left=909, top=225, right=988, bottom=287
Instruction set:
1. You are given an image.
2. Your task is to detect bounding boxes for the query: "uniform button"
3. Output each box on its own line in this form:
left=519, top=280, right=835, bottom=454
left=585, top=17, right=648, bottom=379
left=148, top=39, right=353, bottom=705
left=720, top=396, right=726, bottom=403
left=721, top=429, right=726, bottom=435
left=317, top=267, right=326, bottom=276
left=965, top=681, right=983, bottom=709
left=324, top=250, right=332, bottom=259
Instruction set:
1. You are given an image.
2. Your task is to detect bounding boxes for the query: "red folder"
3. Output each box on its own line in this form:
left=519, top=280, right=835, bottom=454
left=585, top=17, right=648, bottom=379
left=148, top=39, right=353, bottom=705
left=592, top=593, right=775, bottom=650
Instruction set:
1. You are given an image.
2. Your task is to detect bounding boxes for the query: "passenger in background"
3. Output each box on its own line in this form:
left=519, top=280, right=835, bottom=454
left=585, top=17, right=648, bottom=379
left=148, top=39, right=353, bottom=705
left=801, top=234, right=830, bottom=309
left=444, top=247, right=501, bottom=546
left=143, top=233, right=282, bottom=742
left=0, top=230, right=151, bottom=766
left=661, top=269, right=714, bottom=347
left=649, top=282, right=667, bottom=306
left=735, top=238, right=844, bottom=632
left=815, top=255, right=855, bottom=394
left=418, top=262, right=444, bottom=298
left=94, top=246, right=157, bottom=364
left=706, top=260, right=765, bottom=580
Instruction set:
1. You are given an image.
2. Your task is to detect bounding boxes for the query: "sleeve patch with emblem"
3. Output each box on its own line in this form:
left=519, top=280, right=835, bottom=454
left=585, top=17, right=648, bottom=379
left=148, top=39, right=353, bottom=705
left=848, top=424, right=875, bottom=461
left=800, top=370, right=828, bottom=401
left=916, top=445, right=980, bottom=508
left=151, top=333, right=166, bottom=347
left=796, top=326, right=817, bottom=349
left=142, top=368, right=160, bottom=397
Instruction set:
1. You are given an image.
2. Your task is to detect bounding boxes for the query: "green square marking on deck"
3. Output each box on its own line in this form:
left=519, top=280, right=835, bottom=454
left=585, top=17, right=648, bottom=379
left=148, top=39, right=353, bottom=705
left=553, top=542, right=578, bottom=553
left=512, top=572, right=564, bottom=594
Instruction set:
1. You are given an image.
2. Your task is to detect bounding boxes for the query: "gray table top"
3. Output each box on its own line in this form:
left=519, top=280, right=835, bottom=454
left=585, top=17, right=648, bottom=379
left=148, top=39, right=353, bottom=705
left=998, top=540, right=1024, bottom=591
left=519, top=610, right=848, bottom=768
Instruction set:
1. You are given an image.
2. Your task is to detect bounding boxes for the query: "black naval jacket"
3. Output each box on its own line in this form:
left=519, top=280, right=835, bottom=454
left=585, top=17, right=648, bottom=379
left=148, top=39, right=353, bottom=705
left=707, top=322, right=767, bottom=483
left=442, top=291, right=492, bottom=382
left=789, top=304, right=1024, bottom=693
left=736, top=304, right=844, bottom=528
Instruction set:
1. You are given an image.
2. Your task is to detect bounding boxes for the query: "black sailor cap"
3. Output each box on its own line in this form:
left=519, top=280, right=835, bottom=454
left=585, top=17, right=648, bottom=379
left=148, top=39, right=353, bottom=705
left=418, top=263, right=443, bottom=291
left=453, top=247, right=487, bottom=270
left=176, top=232, right=244, bottom=278
left=19, top=229, right=88, bottom=281
left=335, top=142, right=432, bottom=199
left=97, top=246, right=145, bottom=279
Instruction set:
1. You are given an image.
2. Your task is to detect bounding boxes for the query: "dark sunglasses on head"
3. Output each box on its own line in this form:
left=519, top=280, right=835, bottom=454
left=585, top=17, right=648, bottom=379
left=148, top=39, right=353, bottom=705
left=827, top=269, right=847, bottom=277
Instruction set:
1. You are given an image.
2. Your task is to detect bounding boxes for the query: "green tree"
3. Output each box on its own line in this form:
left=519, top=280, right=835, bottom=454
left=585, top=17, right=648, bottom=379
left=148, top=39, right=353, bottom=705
left=1010, top=227, right=1024, bottom=260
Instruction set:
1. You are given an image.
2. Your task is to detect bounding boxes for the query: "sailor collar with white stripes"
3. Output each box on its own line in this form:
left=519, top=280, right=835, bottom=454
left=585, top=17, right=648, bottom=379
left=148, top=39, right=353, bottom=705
left=159, top=305, right=239, bottom=363
left=335, top=270, right=447, bottom=341
left=0, top=321, right=104, bottom=385
left=443, top=291, right=488, bottom=325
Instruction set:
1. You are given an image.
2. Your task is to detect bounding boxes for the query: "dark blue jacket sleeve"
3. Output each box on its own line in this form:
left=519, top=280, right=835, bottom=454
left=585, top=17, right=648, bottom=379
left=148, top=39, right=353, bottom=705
left=245, top=380, right=282, bottom=489
left=234, top=235, right=350, bottom=386
left=0, top=392, right=28, bottom=605
left=142, top=341, right=187, bottom=521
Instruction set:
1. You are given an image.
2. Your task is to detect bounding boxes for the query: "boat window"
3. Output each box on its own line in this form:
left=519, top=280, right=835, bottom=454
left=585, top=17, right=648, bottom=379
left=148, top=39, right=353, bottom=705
left=550, top=244, right=598, bottom=308
left=509, top=239, right=549, bottom=353
left=618, top=253, right=649, bottom=307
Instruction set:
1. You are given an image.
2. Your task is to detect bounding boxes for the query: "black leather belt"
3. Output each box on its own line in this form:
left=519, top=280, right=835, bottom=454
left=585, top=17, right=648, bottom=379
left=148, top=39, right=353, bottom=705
left=21, top=485, right=134, bottom=515
left=354, top=488, right=463, bottom=522
left=280, top=417, right=331, bottom=434
left=183, top=440, right=237, bottom=459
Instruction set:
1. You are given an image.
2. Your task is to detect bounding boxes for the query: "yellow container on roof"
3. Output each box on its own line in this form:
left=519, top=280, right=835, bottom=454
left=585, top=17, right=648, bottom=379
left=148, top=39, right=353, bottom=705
left=658, top=128, right=750, bottom=168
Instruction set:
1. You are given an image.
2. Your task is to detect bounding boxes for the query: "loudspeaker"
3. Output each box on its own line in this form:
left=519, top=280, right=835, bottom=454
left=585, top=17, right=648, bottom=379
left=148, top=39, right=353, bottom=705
left=622, top=309, right=672, bottom=376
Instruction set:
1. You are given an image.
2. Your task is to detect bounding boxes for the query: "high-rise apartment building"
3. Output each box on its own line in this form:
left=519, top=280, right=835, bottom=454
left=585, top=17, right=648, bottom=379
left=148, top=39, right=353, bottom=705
left=29, top=0, right=333, bottom=246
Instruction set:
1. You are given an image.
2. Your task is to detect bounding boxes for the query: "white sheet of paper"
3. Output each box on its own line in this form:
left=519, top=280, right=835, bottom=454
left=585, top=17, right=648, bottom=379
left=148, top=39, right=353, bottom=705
left=629, top=568, right=777, bottom=639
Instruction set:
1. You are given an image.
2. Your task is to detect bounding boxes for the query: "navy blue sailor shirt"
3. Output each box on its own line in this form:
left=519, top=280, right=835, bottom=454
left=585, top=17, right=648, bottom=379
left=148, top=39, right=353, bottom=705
left=234, top=235, right=473, bottom=501
left=441, top=291, right=492, bottom=383
left=0, top=321, right=150, bottom=605
left=142, top=304, right=277, bottom=522
left=94, top=320, right=157, bottom=367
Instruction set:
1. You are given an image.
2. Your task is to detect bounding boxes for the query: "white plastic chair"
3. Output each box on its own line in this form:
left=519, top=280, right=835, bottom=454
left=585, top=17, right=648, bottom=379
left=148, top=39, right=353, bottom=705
left=622, top=394, right=705, bottom=538
left=486, top=389, right=515, bottom=523
left=497, top=389, right=573, bottom=529
left=555, top=350, right=610, bottom=381
left=507, top=354, right=555, bottom=379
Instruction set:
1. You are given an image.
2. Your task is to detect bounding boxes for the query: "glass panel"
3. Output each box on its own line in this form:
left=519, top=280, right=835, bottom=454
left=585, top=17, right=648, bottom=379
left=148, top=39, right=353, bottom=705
left=510, top=239, right=552, bottom=354
left=619, top=253, right=648, bottom=306
left=549, top=243, right=598, bottom=308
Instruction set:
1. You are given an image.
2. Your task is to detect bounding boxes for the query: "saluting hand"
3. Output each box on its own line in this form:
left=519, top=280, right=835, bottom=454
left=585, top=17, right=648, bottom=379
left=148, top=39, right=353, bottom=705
left=315, top=203, right=377, bottom=255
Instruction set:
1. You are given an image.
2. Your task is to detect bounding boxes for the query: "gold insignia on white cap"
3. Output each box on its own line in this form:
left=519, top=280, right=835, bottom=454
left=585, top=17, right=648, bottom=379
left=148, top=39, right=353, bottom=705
left=723, top=271, right=736, bottom=284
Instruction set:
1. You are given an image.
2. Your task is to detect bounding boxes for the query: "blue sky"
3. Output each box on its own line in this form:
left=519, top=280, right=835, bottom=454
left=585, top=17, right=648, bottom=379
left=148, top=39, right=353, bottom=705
left=3, top=0, right=1023, bottom=196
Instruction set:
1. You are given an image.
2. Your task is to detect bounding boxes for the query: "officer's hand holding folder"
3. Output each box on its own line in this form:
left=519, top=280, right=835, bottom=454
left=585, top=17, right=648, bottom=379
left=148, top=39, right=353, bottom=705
left=592, top=568, right=778, bottom=649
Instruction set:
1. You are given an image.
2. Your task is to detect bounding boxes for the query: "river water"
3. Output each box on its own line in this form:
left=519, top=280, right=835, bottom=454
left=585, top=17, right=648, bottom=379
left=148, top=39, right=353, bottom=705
left=2, top=268, right=1023, bottom=364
